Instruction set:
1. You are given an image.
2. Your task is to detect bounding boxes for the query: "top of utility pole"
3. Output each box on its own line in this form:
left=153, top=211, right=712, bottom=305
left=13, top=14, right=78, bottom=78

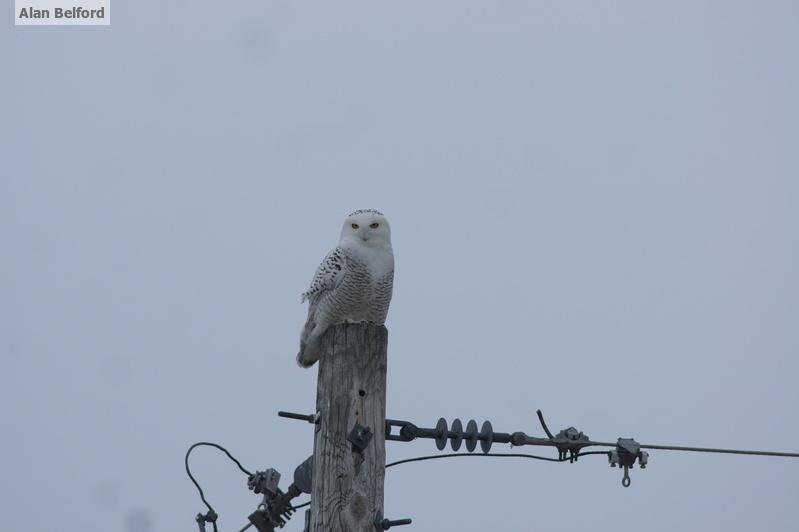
left=310, top=323, right=389, bottom=532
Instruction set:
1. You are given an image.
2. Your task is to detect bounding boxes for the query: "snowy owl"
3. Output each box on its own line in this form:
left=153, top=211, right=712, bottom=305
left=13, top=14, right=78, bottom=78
left=297, top=209, right=395, bottom=368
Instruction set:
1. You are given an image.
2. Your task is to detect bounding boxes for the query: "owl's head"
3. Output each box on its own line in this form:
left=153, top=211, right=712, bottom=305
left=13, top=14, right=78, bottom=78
left=340, top=209, right=391, bottom=247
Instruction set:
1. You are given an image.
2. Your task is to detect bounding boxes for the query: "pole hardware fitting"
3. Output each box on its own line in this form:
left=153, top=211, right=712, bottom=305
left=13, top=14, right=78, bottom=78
left=292, top=455, right=314, bottom=495
left=246, top=460, right=312, bottom=531
left=374, top=512, right=412, bottom=530
left=248, top=469, right=281, bottom=496
left=248, top=482, right=302, bottom=531
left=278, top=410, right=320, bottom=425
left=195, top=510, right=217, bottom=532
left=535, top=409, right=589, bottom=462
left=608, top=438, right=649, bottom=487
left=386, top=417, right=496, bottom=453
left=248, top=509, right=278, bottom=532
left=348, top=423, right=373, bottom=452
left=552, top=427, right=591, bottom=462
left=384, top=419, right=419, bottom=442
left=399, top=423, right=419, bottom=442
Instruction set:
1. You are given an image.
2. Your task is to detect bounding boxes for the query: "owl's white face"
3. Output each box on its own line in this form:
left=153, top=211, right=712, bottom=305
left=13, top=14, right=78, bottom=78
left=340, top=210, right=391, bottom=247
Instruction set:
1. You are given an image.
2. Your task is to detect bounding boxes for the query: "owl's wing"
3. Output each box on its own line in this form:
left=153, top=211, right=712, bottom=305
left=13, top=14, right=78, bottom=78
left=302, top=247, right=346, bottom=304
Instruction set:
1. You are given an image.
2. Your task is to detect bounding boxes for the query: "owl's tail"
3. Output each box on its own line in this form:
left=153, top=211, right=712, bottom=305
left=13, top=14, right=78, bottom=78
left=297, top=341, right=320, bottom=368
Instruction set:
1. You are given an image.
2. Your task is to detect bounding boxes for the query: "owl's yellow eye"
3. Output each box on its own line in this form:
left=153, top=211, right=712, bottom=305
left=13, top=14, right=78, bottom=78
left=351, top=223, right=359, bottom=229
left=370, top=222, right=379, bottom=229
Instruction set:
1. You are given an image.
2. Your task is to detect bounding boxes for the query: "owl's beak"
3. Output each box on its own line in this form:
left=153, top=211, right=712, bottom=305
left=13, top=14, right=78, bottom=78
left=361, top=236, right=369, bottom=242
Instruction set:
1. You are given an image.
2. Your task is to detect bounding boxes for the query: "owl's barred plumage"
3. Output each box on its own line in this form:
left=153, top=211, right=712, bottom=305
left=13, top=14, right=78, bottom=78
left=297, top=210, right=394, bottom=368
left=301, top=248, right=345, bottom=304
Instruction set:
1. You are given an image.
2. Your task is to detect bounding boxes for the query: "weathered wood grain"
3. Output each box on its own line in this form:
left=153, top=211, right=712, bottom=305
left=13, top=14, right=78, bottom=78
left=310, top=323, right=387, bottom=532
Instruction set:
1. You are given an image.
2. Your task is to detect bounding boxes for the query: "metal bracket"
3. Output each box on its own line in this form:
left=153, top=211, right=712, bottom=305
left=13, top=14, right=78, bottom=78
left=348, top=423, right=373, bottom=452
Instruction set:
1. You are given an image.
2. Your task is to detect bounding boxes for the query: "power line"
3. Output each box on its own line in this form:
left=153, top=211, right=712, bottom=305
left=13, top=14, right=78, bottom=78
left=379, top=409, right=799, bottom=487
left=386, top=450, right=610, bottom=468
left=629, top=443, right=799, bottom=458
left=384, top=411, right=799, bottom=459
left=185, top=407, right=799, bottom=530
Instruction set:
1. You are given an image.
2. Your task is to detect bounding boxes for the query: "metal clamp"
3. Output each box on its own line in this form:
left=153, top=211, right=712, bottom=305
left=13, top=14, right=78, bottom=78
left=608, top=438, right=649, bottom=487
left=248, top=469, right=281, bottom=496
left=536, top=410, right=590, bottom=462
left=552, top=427, right=590, bottom=462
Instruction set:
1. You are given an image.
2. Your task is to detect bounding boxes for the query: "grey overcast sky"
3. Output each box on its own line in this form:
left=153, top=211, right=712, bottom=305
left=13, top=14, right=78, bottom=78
left=2, top=1, right=798, bottom=531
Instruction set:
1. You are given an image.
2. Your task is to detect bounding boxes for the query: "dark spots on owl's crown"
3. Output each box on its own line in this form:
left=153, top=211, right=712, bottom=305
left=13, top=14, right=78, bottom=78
left=347, top=209, right=383, bottom=217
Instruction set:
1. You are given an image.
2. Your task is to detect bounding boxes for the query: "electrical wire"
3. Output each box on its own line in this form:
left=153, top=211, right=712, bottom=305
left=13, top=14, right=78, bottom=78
left=188, top=411, right=799, bottom=527
left=636, top=443, right=799, bottom=457
left=283, top=453, right=605, bottom=515
left=185, top=442, right=253, bottom=531
left=186, top=442, right=253, bottom=477
left=385, top=450, right=609, bottom=468
left=529, top=409, right=799, bottom=458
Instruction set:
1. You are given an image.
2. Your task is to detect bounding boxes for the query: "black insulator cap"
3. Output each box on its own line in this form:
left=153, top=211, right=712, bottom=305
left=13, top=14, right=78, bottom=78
left=465, top=420, right=479, bottom=452
left=450, top=418, right=464, bottom=451
left=480, top=420, right=494, bottom=453
left=435, top=418, right=448, bottom=450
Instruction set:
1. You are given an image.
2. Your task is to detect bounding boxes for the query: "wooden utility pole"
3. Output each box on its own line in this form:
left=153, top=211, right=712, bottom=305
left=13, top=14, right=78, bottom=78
left=310, top=323, right=388, bottom=532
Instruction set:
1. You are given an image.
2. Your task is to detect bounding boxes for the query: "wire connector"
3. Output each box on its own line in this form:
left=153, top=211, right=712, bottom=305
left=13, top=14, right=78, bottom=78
left=248, top=469, right=281, bottom=496
left=552, top=427, right=590, bottom=462
left=608, top=438, right=649, bottom=487
left=195, top=510, right=218, bottom=532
